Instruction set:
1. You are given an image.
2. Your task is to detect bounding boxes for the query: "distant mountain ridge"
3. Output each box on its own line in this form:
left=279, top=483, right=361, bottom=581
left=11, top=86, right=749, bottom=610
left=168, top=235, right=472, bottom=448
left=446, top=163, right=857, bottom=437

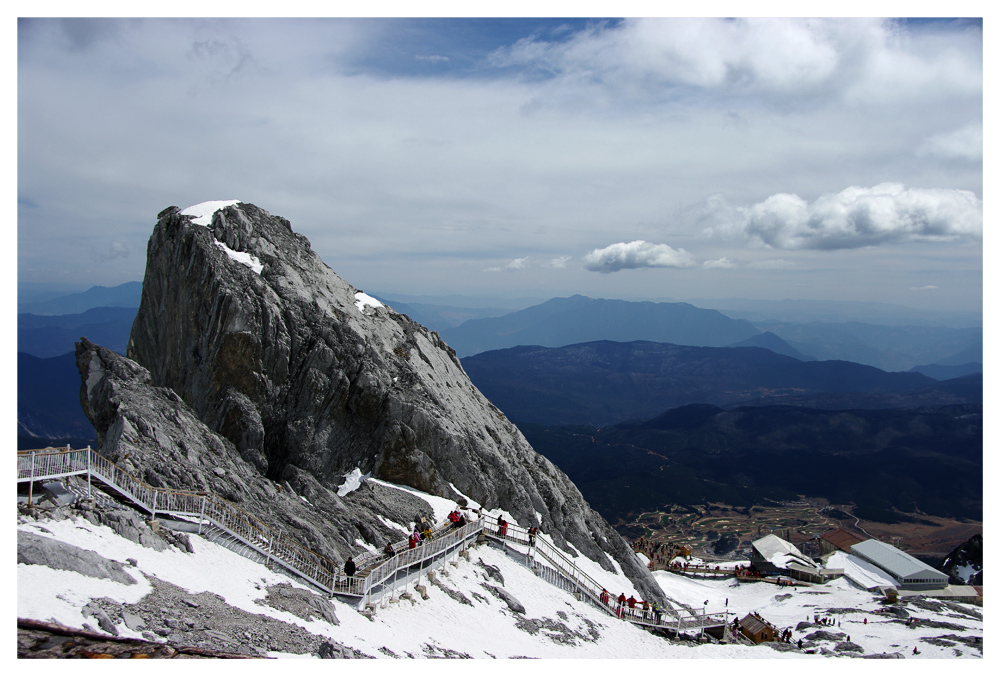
left=18, top=281, right=142, bottom=315
left=726, top=331, right=814, bottom=361
left=18, top=306, right=137, bottom=358
left=440, top=295, right=762, bottom=357
left=461, top=340, right=977, bottom=427
left=17, top=352, right=96, bottom=444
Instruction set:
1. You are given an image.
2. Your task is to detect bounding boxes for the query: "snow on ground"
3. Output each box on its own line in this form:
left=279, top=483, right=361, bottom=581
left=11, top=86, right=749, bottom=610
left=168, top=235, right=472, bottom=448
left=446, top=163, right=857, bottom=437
left=337, top=468, right=367, bottom=497
left=180, top=200, right=241, bottom=226
left=214, top=240, right=263, bottom=274
left=17, top=513, right=983, bottom=659
left=652, top=568, right=983, bottom=659
left=354, top=291, right=383, bottom=314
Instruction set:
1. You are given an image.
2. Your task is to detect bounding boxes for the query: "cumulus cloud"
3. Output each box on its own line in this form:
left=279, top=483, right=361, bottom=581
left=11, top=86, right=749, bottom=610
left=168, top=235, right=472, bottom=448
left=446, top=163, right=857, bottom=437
left=709, top=183, right=981, bottom=250
left=415, top=54, right=449, bottom=63
left=548, top=256, right=571, bottom=269
left=583, top=241, right=695, bottom=273
left=490, top=18, right=981, bottom=104
left=703, top=257, right=736, bottom=269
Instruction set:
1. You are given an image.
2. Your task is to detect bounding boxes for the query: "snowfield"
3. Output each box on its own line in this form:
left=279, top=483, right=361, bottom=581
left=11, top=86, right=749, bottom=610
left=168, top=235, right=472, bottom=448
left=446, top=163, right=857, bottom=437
left=17, top=505, right=984, bottom=660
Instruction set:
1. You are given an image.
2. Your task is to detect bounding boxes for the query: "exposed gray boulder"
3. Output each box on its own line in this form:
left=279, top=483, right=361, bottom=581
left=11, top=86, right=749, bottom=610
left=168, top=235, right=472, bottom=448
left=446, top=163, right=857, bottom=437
left=110, top=201, right=662, bottom=603
left=18, top=530, right=137, bottom=586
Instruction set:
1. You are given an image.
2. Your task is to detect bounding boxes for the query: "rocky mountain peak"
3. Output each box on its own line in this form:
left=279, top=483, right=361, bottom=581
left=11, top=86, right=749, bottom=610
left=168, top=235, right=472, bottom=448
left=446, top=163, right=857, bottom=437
left=110, top=201, right=663, bottom=602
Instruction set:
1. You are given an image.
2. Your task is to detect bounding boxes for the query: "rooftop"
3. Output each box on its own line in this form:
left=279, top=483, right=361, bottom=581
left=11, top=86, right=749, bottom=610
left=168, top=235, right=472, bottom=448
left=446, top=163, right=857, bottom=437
left=850, top=539, right=949, bottom=581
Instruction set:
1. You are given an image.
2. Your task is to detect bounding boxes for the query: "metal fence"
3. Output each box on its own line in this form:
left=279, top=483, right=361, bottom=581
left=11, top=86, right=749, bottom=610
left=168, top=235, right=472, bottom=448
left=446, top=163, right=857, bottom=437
left=18, top=447, right=728, bottom=631
left=480, top=515, right=728, bottom=633
left=17, top=446, right=483, bottom=604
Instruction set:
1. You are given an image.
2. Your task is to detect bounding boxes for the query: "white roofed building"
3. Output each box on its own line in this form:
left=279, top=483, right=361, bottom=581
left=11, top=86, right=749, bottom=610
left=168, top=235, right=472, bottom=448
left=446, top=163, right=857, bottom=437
left=850, top=540, right=949, bottom=590
left=749, top=534, right=815, bottom=573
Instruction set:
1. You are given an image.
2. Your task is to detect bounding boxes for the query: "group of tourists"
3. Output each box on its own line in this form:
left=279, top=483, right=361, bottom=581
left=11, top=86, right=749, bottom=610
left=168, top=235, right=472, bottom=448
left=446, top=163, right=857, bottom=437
left=598, top=589, right=664, bottom=623
left=447, top=508, right=467, bottom=529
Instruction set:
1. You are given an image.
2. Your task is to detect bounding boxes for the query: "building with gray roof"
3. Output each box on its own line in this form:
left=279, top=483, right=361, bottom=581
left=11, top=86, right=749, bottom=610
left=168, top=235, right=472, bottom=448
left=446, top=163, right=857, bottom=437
left=850, top=539, right=948, bottom=590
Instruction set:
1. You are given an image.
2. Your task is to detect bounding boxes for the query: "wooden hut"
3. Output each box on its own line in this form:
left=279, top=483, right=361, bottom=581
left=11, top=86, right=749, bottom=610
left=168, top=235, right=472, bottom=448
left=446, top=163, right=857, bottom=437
left=738, top=612, right=780, bottom=644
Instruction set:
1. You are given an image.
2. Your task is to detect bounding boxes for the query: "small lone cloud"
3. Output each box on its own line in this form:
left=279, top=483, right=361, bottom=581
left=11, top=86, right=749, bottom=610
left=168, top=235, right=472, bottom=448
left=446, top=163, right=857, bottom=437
left=94, top=241, right=129, bottom=261
left=484, top=257, right=529, bottom=272
left=747, top=258, right=795, bottom=270
left=910, top=285, right=939, bottom=291
left=548, top=256, right=571, bottom=269
left=583, top=240, right=695, bottom=273
left=918, top=123, right=982, bottom=161
left=703, top=257, right=736, bottom=269
left=416, top=54, right=450, bottom=64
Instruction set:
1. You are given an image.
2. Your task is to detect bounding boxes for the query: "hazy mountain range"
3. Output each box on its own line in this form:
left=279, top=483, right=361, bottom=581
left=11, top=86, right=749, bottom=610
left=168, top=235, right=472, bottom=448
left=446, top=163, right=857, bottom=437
left=17, top=282, right=982, bottom=449
left=460, top=340, right=981, bottom=427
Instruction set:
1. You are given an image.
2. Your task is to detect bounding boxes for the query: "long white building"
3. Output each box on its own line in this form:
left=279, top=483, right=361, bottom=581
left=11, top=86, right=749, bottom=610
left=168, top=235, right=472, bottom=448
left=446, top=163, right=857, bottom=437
left=850, top=539, right=949, bottom=590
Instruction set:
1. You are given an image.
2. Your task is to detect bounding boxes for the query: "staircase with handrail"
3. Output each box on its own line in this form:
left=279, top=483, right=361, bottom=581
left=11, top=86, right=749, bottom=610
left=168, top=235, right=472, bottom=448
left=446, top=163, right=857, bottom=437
left=18, top=446, right=729, bottom=637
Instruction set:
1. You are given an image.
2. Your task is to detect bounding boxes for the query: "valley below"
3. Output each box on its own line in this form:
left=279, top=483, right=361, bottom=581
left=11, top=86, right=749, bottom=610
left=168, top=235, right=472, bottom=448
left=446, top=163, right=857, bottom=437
left=614, top=499, right=981, bottom=567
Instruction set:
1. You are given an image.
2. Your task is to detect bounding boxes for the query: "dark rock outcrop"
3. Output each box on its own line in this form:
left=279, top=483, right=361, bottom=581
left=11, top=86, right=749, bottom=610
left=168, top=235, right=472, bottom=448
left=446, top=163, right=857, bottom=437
left=82, top=201, right=662, bottom=603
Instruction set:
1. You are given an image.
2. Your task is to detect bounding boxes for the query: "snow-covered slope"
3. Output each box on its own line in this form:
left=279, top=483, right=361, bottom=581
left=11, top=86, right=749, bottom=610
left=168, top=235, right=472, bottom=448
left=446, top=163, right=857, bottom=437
left=18, top=493, right=983, bottom=659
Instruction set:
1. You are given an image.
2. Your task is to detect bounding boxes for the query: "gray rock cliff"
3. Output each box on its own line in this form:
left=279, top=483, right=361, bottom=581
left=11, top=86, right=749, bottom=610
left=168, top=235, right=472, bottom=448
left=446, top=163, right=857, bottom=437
left=91, top=201, right=661, bottom=602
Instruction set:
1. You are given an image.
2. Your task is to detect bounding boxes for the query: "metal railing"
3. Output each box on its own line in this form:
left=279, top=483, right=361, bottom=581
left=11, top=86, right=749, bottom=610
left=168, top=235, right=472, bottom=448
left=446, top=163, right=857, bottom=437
left=481, top=515, right=729, bottom=633
left=18, top=447, right=342, bottom=594
left=19, top=447, right=727, bottom=631
left=17, top=446, right=484, bottom=605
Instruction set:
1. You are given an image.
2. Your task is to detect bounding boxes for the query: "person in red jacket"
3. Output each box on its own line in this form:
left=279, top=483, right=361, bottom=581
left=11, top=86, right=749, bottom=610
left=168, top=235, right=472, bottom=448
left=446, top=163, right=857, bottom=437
left=600, top=589, right=610, bottom=604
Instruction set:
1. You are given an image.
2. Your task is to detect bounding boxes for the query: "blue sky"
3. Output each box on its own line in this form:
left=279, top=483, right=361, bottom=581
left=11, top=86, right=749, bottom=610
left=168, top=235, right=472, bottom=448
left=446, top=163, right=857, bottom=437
left=16, top=13, right=984, bottom=312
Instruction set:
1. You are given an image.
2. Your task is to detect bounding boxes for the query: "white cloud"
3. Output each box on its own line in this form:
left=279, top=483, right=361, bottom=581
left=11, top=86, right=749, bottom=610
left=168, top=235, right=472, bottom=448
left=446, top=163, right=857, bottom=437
left=583, top=241, right=695, bottom=273
left=712, top=183, right=982, bottom=250
left=918, top=123, right=982, bottom=161
left=702, top=257, right=736, bottom=269
left=910, top=285, right=939, bottom=291
left=484, top=257, right=529, bottom=273
left=548, top=256, right=571, bottom=269
left=490, top=18, right=981, bottom=105
left=747, top=259, right=796, bottom=270
left=416, top=55, right=449, bottom=64
left=93, top=241, right=129, bottom=261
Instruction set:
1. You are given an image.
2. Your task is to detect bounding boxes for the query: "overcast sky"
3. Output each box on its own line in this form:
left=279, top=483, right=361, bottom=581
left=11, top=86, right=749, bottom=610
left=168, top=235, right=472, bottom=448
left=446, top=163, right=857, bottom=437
left=16, top=15, right=984, bottom=312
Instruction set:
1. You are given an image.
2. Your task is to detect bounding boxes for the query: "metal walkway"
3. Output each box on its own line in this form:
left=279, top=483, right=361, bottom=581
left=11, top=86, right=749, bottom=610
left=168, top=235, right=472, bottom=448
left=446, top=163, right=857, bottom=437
left=479, top=517, right=729, bottom=636
left=18, top=446, right=728, bottom=636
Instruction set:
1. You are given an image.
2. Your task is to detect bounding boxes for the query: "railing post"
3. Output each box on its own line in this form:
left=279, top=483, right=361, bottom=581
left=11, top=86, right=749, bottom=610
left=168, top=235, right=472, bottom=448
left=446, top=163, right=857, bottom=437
left=28, top=452, right=36, bottom=506
left=150, top=489, right=157, bottom=519
left=198, top=495, right=207, bottom=535
left=86, top=446, right=92, bottom=498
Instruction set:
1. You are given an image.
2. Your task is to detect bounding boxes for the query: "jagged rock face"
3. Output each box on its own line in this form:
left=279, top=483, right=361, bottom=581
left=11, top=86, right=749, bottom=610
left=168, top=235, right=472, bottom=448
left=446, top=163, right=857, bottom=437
left=123, top=202, right=663, bottom=602
left=76, top=337, right=449, bottom=568
left=941, top=534, right=983, bottom=585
